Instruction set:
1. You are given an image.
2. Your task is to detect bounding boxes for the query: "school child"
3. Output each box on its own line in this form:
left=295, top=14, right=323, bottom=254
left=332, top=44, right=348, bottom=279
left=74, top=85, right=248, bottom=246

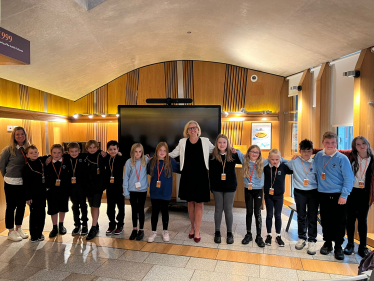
left=103, top=140, right=126, bottom=235
left=286, top=139, right=318, bottom=255
left=147, top=142, right=180, bottom=242
left=23, top=145, right=48, bottom=242
left=263, top=149, right=292, bottom=247
left=123, top=143, right=149, bottom=241
left=314, top=132, right=354, bottom=260
left=209, top=134, right=241, bottom=244
left=63, top=142, right=89, bottom=236
left=85, top=140, right=106, bottom=240
left=45, top=144, right=70, bottom=238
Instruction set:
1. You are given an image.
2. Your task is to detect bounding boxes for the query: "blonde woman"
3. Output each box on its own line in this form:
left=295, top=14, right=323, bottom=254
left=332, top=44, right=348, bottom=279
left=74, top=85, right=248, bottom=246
left=169, top=121, right=214, bottom=242
left=0, top=127, right=31, bottom=242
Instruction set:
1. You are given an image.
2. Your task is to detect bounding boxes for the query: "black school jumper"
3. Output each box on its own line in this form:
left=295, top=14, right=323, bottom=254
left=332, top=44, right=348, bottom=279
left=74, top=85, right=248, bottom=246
left=85, top=151, right=106, bottom=207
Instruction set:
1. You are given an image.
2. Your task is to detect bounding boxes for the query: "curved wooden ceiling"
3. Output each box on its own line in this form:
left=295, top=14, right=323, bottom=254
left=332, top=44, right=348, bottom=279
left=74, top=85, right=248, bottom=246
left=1, top=0, right=373, bottom=100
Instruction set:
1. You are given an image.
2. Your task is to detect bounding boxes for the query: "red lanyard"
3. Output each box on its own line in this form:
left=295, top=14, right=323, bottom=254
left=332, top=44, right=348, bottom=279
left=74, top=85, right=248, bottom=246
left=359, top=156, right=369, bottom=179
left=270, top=166, right=278, bottom=188
left=27, top=160, right=44, bottom=176
left=323, top=154, right=334, bottom=170
left=20, top=148, right=27, bottom=164
left=70, top=158, right=77, bottom=177
left=52, top=159, right=63, bottom=179
left=109, top=156, right=115, bottom=176
left=301, top=157, right=312, bottom=176
left=249, top=162, right=256, bottom=182
left=135, top=162, right=142, bottom=181
left=157, top=160, right=164, bottom=181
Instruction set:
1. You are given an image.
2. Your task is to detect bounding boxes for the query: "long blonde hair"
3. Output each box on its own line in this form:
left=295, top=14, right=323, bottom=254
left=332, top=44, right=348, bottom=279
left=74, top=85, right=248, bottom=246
left=183, top=120, right=201, bottom=138
left=211, top=134, right=234, bottom=162
left=150, top=142, right=172, bottom=178
left=8, top=127, right=30, bottom=156
left=243, top=145, right=263, bottom=179
left=130, top=143, right=147, bottom=167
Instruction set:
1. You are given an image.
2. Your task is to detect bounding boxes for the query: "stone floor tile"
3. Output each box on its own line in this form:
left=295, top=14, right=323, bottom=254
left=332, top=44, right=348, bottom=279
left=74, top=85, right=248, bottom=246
left=0, top=264, right=43, bottom=281
left=297, top=270, right=331, bottom=280
left=329, top=274, right=353, bottom=279
left=24, top=269, right=72, bottom=281
left=215, top=260, right=260, bottom=277
left=185, top=257, right=217, bottom=271
left=89, top=246, right=126, bottom=260
left=142, top=265, right=194, bottom=281
left=54, top=255, right=107, bottom=274
left=143, top=253, right=190, bottom=268
left=191, top=270, right=249, bottom=281
left=92, top=259, right=153, bottom=280
left=12, top=250, right=66, bottom=270
left=63, top=273, right=99, bottom=281
left=260, top=265, right=298, bottom=281
left=118, top=250, right=150, bottom=263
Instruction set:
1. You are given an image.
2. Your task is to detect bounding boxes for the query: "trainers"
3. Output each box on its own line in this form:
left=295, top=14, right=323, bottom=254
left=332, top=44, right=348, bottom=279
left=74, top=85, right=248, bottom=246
left=307, top=242, right=316, bottom=255
left=334, top=247, right=344, bottom=260
left=320, top=241, right=333, bottom=255
left=106, top=227, right=115, bottom=235
left=255, top=236, right=265, bottom=248
left=8, top=231, right=22, bottom=242
left=114, top=227, right=123, bottom=235
left=275, top=236, right=285, bottom=247
left=265, top=235, right=272, bottom=246
left=358, top=246, right=370, bottom=257
left=72, top=226, right=81, bottom=236
left=163, top=231, right=170, bottom=242
left=49, top=228, right=58, bottom=238
left=38, top=234, right=45, bottom=241
left=81, top=225, right=88, bottom=235
left=242, top=233, right=253, bottom=245
left=148, top=231, right=157, bottom=242
left=136, top=230, right=145, bottom=241
left=129, top=229, right=138, bottom=240
left=59, top=226, right=67, bottom=235
left=295, top=239, right=306, bottom=250
left=343, top=243, right=354, bottom=255
left=17, top=229, right=29, bottom=239
left=214, top=231, right=221, bottom=244
left=30, top=237, right=39, bottom=243
left=86, top=226, right=98, bottom=241
left=226, top=232, right=234, bottom=244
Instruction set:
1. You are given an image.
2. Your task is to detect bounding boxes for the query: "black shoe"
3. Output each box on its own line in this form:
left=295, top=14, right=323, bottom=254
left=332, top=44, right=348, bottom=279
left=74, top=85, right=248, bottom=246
left=59, top=226, right=67, bottom=235
left=81, top=225, right=88, bottom=235
left=226, top=232, right=234, bottom=244
left=242, top=233, right=253, bottom=245
left=72, top=226, right=81, bottom=236
left=334, top=247, right=344, bottom=260
left=96, top=223, right=99, bottom=231
left=30, top=237, right=39, bottom=243
left=114, top=227, right=123, bottom=235
left=136, top=230, right=144, bottom=241
left=265, top=235, right=272, bottom=246
left=214, top=231, right=221, bottom=244
left=129, top=230, right=138, bottom=240
left=320, top=242, right=333, bottom=255
left=343, top=243, right=354, bottom=255
left=38, top=234, right=45, bottom=241
left=106, top=227, right=115, bottom=235
left=49, top=228, right=58, bottom=238
left=86, top=227, right=98, bottom=241
left=275, top=236, right=285, bottom=247
left=255, top=236, right=265, bottom=248
left=358, top=246, right=371, bottom=257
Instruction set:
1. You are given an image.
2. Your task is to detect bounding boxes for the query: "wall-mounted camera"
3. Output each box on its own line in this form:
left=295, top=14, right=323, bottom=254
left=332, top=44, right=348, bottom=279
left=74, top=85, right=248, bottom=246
left=250, top=75, right=258, bottom=82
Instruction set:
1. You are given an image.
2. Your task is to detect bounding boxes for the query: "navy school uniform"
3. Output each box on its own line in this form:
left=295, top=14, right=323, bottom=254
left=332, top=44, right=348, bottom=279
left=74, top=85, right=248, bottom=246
left=85, top=150, right=106, bottom=208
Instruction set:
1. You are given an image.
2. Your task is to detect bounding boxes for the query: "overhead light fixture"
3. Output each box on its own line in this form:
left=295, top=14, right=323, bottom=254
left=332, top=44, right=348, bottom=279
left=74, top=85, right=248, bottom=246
left=229, top=117, right=245, bottom=122
left=222, top=111, right=229, bottom=117
left=73, top=113, right=79, bottom=119
left=262, top=118, right=267, bottom=120
left=88, top=114, right=93, bottom=119
left=343, top=70, right=360, bottom=78
left=116, top=113, right=120, bottom=117
left=101, top=113, right=106, bottom=117
left=240, top=108, right=272, bottom=114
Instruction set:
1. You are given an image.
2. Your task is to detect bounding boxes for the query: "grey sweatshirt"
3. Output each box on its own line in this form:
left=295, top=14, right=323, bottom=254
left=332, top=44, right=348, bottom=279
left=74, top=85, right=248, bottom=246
left=0, top=147, right=26, bottom=178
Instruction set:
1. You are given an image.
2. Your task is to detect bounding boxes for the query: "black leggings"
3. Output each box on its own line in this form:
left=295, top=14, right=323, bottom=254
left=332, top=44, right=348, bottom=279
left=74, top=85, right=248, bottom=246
left=129, top=191, right=147, bottom=229
left=346, top=188, right=370, bottom=247
left=29, top=197, right=46, bottom=240
left=4, top=183, right=26, bottom=229
left=244, top=189, right=263, bottom=236
left=151, top=199, right=169, bottom=231
left=265, top=196, right=283, bottom=234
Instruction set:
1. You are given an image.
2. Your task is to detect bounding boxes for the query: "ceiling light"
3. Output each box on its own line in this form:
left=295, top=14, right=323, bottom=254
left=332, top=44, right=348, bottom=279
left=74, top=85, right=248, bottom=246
left=222, top=111, right=229, bottom=117
left=88, top=115, right=93, bottom=119
left=262, top=118, right=267, bottom=120
left=101, top=114, right=106, bottom=117
left=343, top=70, right=360, bottom=78
left=73, top=113, right=78, bottom=119
left=187, top=31, right=191, bottom=34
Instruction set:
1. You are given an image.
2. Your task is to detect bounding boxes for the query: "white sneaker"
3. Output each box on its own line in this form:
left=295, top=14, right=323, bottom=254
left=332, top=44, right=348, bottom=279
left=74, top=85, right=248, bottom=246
left=162, top=231, right=170, bottom=242
left=8, top=231, right=22, bottom=242
left=148, top=231, right=157, bottom=242
left=17, top=229, right=29, bottom=239
left=307, top=241, right=316, bottom=255
left=295, top=239, right=306, bottom=250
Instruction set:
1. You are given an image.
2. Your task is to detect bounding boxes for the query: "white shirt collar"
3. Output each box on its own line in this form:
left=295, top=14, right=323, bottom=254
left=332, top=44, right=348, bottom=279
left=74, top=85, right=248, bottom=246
left=250, top=160, right=256, bottom=163
left=16, top=145, right=24, bottom=149
left=52, top=159, right=62, bottom=163
left=300, top=156, right=313, bottom=163
left=269, top=162, right=280, bottom=168
left=322, top=149, right=338, bottom=157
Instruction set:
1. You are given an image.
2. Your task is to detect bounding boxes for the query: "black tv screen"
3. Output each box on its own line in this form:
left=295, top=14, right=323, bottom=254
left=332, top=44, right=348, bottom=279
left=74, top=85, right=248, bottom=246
left=118, top=105, right=221, bottom=159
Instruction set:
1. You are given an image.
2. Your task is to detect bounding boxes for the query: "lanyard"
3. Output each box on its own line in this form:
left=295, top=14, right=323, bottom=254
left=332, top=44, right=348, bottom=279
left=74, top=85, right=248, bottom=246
left=52, top=159, right=63, bottom=179
left=270, top=166, right=278, bottom=188
left=86, top=154, right=100, bottom=166
left=157, top=160, right=165, bottom=181
left=109, top=156, right=115, bottom=176
left=20, top=147, right=28, bottom=164
left=359, top=156, right=369, bottom=180
left=301, top=157, right=312, bottom=177
left=249, top=161, right=256, bottom=183
left=70, top=158, right=77, bottom=177
left=27, top=159, right=44, bottom=176
left=323, top=154, right=334, bottom=170
left=221, top=155, right=227, bottom=173
left=135, top=161, right=142, bottom=181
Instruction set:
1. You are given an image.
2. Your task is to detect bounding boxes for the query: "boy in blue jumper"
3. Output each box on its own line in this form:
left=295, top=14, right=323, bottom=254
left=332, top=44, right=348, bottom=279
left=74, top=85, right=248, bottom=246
left=314, top=131, right=354, bottom=260
left=286, top=139, right=318, bottom=255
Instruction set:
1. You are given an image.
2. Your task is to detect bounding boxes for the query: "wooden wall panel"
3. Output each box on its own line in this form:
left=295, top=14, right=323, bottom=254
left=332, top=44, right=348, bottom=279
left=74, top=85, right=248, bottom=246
left=278, top=80, right=294, bottom=158
left=138, top=63, right=165, bottom=105
left=164, top=61, right=178, bottom=99
left=108, top=123, right=118, bottom=142
left=28, top=88, right=44, bottom=112
left=222, top=121, right=243, bottom=146
left=318, top=63, right=332, bottom=143
left=68, top=123, right=88, bottom=142
left=126, top=70, right=139, bottom=105
left=46, top=93, right=69, bottom=116
left=69, top=96, right=88, bottom=116
left=297, top=70, right=312, bottom=142
left=0, top=78, right=20, bottom=108
left=223, top=65, right=247, bottom=112
left=108, top=75, right=127, bottom=113
left=183, top=61, right=194, bottom=103
left=193, top=61, right=225, bottom=105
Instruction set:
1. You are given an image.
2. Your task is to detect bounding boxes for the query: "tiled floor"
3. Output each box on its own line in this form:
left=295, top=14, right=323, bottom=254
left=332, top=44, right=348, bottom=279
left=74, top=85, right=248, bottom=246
left=0, top=203, right=365, bottom=280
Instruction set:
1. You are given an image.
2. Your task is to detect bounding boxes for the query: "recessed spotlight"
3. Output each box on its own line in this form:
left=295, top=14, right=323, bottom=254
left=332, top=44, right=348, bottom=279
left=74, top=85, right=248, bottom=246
left=73, top=114, right=78, bottom=119
left=262, top=118, right=267, bottom=121
left=88, top=115, right=93, bottom=119
left=187, top=31, right=191, bottom=34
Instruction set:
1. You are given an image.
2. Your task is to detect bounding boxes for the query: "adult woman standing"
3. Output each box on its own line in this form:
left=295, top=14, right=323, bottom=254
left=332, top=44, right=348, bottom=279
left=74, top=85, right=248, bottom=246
left=0, top=127, right=31, bottom=241
left=169, top=121, right=214, bottom=242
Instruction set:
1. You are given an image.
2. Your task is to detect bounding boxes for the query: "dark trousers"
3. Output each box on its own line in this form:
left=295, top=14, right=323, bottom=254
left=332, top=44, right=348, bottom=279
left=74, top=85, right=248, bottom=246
left=106, top=186, right=125, bottom=229
left=4, top=183, right=26, bottom=229
left=319, top=192, right=346, bottom=247
left=346, top=188, right=370, bottom=247
left=29, top=197, right=46, bottom=240
left=151, top=199, right=169, bottom=231
left=70, top=185, right=88, bottom=227
left=294, top=188, right=319, bottom=242
left=244, top=189, right=263, bottom=236
left=129, top=191, right=147, bottom=229
left=265, top=196, right=283, bottom=234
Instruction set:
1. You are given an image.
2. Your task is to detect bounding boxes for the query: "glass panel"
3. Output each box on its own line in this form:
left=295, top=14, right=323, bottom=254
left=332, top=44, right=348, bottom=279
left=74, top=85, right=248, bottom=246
left=337, top=126, right=353, bottom=150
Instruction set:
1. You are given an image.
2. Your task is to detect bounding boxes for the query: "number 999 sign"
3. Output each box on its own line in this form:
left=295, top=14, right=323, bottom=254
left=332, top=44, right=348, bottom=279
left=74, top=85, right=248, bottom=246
left=1, top=32, right=13, bottom=43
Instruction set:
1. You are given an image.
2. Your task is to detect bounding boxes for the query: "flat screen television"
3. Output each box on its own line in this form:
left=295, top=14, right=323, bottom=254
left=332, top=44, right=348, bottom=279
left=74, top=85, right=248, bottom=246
left=118, top=105, right=221, bottom=159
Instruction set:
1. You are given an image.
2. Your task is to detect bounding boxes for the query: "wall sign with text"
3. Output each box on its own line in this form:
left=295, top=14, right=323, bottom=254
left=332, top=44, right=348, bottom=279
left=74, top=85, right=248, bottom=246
left=0, top=27, right=30, bottom=65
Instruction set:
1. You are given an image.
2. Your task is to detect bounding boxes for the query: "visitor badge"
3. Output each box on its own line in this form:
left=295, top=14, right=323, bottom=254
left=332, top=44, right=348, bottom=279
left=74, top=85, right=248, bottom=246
left=110, top=176, right=114, bottom=183
left=248, top=183, right=253, bottom=190
left=269, top=188, right=274, bottom=195
left=221, top=173, right=226, bottom=180
left=55, top=179, right=61, bottom=186
left=71, top=177, right=76, bottom=184
left=303, top=179, right=309, bottom=186
left=42, top=176, right=45, bottom=184
left=97, top=168, right=100, bottom=175
left=321, top=173, right=326, bottom=180
left=359, top=181, right=365, bottom=188
left=156, top=181, right=161, bottom=188
left=135, top=182, right=141, bottom=189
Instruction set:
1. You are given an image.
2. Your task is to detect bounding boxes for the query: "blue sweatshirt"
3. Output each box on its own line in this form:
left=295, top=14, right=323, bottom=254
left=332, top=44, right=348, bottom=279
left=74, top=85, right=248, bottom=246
left=236, top=150, right=287, bottom=190
left=123, top=158, right=149, bottom=198
left=286, top=157, right=318, bottom=191
left=314, top=150, right=354, bottom=199
left=147, top=158, right=180, bottom=201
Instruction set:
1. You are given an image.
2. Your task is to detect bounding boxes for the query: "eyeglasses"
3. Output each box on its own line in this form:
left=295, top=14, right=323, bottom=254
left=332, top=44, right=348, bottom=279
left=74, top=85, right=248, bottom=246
left=187, top=127, right=198, bottom=131
left=249, top=151, right=260, bottom=155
